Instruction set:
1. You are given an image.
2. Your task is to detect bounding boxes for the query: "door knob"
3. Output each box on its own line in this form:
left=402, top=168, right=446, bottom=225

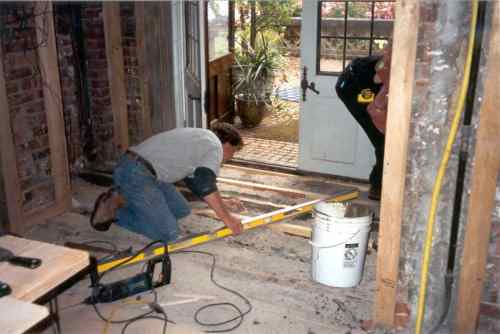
left=300, top=66, right=320, bottom=101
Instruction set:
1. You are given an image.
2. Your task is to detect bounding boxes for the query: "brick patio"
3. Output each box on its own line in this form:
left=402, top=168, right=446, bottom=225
left=234, top=136, right=299, bottom=168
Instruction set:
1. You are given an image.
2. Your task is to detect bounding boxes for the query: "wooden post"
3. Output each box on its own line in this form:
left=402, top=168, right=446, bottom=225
left=374, top=0, right=419, bottom=327
left=103, top=2, right=129, bottom=153
left=134, top=2, right=152, bottom=139
left=0, top=36, right=23, bottom=233
left=35, top=2, right=71, bottom=214
left=455, top=2, right=500, bottom=331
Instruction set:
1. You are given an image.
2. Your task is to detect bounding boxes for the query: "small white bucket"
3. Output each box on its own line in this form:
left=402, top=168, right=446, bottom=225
left=310, top=202, right=372, bottom=288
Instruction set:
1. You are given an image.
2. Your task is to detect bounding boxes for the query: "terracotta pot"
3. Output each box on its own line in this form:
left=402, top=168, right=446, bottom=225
left=235, top=96, right=267, bottom=128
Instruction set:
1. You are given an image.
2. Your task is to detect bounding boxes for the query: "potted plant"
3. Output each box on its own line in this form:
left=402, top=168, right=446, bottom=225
left=233, top=33, right=283, bottom=128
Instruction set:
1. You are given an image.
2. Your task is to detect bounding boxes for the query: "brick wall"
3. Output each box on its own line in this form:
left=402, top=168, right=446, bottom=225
left=120, top=3, right=142, bottom=145
left=54, top=4, right=82, bottom=166
left=81, top=3, right=115, bottom=163
left=1, top=3, right=55, bottom=212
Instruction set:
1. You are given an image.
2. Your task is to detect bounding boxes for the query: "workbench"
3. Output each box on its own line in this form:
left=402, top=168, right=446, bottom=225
left=0, top=235, right=89, bottom=333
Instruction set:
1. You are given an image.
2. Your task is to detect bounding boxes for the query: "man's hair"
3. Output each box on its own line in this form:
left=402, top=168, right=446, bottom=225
left=211, top=122, right=243, bottom=150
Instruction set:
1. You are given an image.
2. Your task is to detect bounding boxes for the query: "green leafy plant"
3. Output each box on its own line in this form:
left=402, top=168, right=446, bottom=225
left=233, top=32, right=283, bottom=102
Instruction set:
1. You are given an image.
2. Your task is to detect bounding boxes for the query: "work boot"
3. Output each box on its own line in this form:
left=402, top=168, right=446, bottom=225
left=90, top=188, right=126, bottom=231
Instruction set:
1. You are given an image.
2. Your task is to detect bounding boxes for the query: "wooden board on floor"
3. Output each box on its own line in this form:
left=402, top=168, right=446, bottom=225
left=455, top=2, right=500, bottom=331
left=0, top=296, right=49, bottom=334
left=0, top=236, right=89, bottom=302
left=222, top=164, right=370, bottom=192
left=269, top=223, right=311, bottom=238
left=374, top=0, right=419, bottom=327
left=218, top=177, right=358, bottom=199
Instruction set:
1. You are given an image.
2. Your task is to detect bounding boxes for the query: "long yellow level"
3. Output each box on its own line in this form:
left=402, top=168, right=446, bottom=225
left=97, top=188, right=359, bottom=273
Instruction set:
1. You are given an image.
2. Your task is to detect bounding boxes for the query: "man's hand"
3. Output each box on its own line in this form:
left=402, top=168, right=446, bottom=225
left=222, top=197, right=246, bottom=213
left=203, top=191, right=244, bottom=236
left=223, top=214, right=243, bottom=235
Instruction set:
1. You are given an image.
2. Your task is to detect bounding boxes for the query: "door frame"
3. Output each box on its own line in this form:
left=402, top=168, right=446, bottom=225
left=171, top=0, right=208, bottom=129
left=171, top=1, right=187, bottom=129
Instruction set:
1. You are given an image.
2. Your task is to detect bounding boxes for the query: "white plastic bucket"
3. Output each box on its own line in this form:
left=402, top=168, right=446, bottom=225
left=310, top=202, right=372, bottom=287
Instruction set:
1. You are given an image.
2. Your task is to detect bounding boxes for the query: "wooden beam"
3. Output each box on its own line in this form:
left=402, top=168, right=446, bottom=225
left=455, top=3, right=500, bottom=331
left=374, top=0, right=419, bottom=327
left=194, top=207, right=312, bottom=239
left=230, top=196, right=288, bottom=209
left=35, top=2, right=71, bottom=213
left=134, top=2, right=152, bottom=139
left=103, top=2, right=129, bottom=153
left=144, top=2, right=176, bottom=132
left=269, top=223, right=311, bottom=238
left=223, top=164, right=370, bottom=191
left=218, top=177, right=320, bottom=199
left=0, top=33, right=23, bottom=233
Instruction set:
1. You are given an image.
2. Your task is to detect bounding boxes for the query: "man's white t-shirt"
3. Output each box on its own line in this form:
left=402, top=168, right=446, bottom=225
left=129, top=128, right=223, bottom=183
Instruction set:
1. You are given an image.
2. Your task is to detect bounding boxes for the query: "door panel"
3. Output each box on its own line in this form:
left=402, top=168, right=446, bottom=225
left=298, top=0, right=374, bottom=179
left=184, top=1, right=203, bottom=128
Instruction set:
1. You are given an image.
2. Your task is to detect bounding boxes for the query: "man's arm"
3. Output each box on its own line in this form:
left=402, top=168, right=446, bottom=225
left=203, top=191, right=243, bottom=235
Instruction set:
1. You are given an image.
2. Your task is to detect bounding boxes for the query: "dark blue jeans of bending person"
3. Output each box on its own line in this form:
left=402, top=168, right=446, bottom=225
left=113, top=155, right=191, bottom=243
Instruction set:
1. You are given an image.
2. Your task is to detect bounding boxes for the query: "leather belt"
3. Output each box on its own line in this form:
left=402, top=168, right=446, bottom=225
left=125, top=150, right=157, bottom=177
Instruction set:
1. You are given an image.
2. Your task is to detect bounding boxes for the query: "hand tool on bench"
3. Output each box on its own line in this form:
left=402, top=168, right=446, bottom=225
left=0, top=281, right=11, bottom=298
left=0, top=247, right=42, bottom=269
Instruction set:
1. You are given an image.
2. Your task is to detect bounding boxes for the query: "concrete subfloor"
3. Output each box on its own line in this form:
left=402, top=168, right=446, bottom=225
left=24, top=165, right=380, bottom=334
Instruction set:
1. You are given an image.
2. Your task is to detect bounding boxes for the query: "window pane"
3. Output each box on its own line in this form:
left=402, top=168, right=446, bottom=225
left=347, top=1, right=372, bottom=19
left=208, top=1, right=229, bottom=61
left=346, top=39, right=370, bottom=63
left=373, top=2, right=395, bottom=38
left=319, top=38, right=344, bottom=73
left=346, top=1, right=372, bottom=38
left=317, top=1, right=394, bottom=75
left=320, top=1, right=345, bottom=37
left=321, top=1, right=346, bottom=19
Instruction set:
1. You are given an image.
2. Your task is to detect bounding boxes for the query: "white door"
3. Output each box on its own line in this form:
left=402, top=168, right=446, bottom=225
left=298, top=0, right=374, bottom=179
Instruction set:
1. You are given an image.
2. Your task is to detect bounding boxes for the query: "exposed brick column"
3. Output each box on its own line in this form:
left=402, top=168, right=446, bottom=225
left=0, top=3, right=55, bottom=211
left=81, top=3, right=115, bottom=163
left=120, top=2, right=142, bottom=145
left=54, top=4, right=82, bottom=166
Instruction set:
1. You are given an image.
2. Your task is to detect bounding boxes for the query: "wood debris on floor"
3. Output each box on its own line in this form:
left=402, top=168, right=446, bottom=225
left=23, top=164, right=380, bottom=334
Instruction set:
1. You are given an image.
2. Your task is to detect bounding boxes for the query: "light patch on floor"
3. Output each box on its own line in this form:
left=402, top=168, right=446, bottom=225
left=23, top=165, right=379, bottom=333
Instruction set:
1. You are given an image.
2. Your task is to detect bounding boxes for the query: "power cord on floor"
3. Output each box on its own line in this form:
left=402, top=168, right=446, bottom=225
left=85, top=239, right=171, bottom=333
left=61, top=240, right=252, bottom=333
left=175, top=250, right=253, bottom=333
left=91, top=290, right=170, bottom=334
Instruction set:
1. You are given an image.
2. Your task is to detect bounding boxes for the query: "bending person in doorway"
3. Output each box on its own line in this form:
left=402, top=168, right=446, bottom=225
left=91, top=123, right=244, bottom=242
left=335, top=46, right=391, bottom=200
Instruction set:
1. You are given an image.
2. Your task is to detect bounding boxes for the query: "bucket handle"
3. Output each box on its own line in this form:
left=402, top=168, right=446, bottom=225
left=312, top=209, right=344, bottom=221
left=309, top=229, right=361, bottom=249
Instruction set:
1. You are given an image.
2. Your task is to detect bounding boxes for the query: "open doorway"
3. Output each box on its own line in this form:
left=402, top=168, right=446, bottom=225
left=206, top=1, right=302, bottom=168
left=206, top=1, right=395, bottom=181
left=230, top=1, right=302, bottom=168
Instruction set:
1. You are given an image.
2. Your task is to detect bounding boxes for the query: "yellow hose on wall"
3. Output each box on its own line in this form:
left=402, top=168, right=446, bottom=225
left=415, top=1, right=479, bottom=333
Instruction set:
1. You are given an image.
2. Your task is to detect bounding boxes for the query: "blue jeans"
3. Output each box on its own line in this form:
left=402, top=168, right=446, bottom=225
left=113, top=155, right=191, bottom=242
